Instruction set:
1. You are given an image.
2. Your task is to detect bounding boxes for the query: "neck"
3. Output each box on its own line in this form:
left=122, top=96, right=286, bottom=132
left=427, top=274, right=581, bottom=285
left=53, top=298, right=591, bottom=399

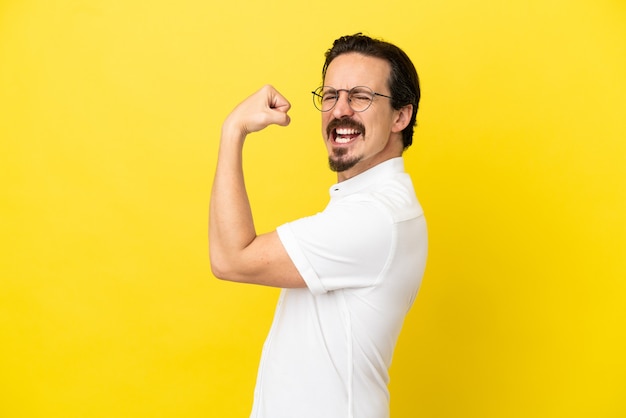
left=336, top=139, right=404, bottom=182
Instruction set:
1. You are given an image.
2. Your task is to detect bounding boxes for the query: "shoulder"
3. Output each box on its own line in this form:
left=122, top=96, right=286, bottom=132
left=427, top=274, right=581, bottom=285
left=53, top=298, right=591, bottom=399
left=285, top=199, right=394, bottom=245
left=345, top=173, right=423, bottom=222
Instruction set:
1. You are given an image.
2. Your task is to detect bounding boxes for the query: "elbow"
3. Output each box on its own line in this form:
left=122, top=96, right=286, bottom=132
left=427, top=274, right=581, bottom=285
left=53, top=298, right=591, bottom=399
left=209, top=253, right=239, bottom=282
left=209, top=255, right=228, bottom=281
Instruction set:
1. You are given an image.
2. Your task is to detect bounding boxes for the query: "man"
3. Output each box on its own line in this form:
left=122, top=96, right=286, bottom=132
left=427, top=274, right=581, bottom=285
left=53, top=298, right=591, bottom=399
left=209, top=34, right=427, bottom=418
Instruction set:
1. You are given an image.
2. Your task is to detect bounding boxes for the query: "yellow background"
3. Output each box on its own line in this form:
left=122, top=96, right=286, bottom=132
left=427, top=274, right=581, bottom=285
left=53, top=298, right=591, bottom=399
left=1, top=0, right=625, bottom=417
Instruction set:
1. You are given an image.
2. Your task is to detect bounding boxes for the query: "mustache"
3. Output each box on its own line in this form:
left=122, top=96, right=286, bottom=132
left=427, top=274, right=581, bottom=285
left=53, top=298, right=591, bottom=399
left=326, top=118, right=366, bottom=138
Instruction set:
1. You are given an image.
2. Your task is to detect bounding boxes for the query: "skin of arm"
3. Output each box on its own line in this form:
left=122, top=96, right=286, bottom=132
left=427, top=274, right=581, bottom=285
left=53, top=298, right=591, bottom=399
left=209, top=85, right=306, bottom=288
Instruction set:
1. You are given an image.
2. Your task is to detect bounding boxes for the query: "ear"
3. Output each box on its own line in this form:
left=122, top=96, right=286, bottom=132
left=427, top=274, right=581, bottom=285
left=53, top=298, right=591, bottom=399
left=391, top=104, right=413, bottom=133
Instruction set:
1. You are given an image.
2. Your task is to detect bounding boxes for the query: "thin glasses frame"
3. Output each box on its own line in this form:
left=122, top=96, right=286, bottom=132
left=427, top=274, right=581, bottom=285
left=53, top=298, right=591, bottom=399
left=311, top=86, right=393, bottom=112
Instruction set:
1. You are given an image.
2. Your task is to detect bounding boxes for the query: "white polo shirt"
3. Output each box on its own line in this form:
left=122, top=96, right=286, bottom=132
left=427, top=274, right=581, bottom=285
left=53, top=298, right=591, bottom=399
left=250, top=157, right=427, bottom=418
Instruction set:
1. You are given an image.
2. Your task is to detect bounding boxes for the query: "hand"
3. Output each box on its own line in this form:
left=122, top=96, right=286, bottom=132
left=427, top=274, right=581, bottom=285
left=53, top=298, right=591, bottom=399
left=223, top=85, right=291, bottom=138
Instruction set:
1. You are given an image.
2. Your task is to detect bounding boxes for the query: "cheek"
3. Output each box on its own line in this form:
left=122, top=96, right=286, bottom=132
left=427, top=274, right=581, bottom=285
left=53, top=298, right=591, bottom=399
left=321, top=115, right=331, bottom=137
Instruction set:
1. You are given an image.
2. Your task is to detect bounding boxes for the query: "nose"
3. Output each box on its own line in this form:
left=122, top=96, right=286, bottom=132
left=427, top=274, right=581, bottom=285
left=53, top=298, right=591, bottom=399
left=331, top=91, right=354, bottom=119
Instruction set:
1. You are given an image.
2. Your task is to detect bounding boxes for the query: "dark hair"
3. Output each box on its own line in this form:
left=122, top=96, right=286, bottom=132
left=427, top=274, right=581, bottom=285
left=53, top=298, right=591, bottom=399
left=322, top=33, right=420, bottom=149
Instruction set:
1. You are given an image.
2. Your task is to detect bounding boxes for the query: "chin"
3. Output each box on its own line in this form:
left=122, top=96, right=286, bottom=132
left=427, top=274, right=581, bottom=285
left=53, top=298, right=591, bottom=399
left=328, top=155, right=360, bottom=172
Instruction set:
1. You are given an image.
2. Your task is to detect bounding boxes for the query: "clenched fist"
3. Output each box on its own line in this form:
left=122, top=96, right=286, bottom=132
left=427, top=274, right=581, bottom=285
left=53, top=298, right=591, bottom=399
left=222, top=85, right=291, bottom=140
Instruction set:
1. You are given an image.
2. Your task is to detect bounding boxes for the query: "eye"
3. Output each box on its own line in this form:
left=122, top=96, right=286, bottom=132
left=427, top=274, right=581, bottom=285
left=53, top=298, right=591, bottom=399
left=322, top=92, right=337, bottom=102
left=350, top=89, right=373, bottom=102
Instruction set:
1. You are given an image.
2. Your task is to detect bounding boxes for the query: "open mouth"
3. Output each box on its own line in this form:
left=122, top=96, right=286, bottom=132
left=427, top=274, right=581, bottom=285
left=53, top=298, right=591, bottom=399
left=333, top=127, right=362, bottom=144
left=328, top=119, right=365, bottom=145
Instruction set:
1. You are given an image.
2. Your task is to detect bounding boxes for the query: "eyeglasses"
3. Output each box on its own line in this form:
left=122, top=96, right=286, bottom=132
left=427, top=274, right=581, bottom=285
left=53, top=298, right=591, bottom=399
left=311, top=86, right=392, bottom=112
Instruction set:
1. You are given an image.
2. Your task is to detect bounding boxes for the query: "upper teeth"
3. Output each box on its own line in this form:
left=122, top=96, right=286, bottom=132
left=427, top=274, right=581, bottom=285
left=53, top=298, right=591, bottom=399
left=336, top=128, right=359, bottom=136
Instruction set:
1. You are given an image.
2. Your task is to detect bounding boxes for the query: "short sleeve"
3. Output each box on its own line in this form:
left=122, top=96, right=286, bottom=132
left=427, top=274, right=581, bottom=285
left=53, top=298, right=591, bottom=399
left=276, top=199, right=394, bottom=294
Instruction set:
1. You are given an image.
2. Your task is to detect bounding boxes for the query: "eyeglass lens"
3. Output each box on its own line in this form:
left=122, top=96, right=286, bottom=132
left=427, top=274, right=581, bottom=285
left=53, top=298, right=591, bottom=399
left=313, top=87, right=376, bottom=112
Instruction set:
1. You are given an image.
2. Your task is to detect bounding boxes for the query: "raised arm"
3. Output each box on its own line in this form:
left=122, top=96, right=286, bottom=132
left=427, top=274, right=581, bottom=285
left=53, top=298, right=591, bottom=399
left=209, top=85, right=305, bottom=288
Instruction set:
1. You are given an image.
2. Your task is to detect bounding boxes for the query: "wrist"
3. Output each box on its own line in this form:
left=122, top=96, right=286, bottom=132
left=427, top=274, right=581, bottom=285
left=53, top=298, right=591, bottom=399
left=221, top=119, right=247, bottom=146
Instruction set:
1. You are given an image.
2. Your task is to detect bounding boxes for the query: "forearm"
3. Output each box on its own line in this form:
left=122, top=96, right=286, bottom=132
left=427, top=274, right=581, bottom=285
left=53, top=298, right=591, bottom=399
left=208, top=85, right=293, bottom=283
left=208, top=126, right=256, bottom=278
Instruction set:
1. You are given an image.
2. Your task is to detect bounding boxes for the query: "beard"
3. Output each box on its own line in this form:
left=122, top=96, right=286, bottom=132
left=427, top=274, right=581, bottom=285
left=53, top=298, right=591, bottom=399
left=328, top=147, right=362, bottom=172
left=326, top=117, right=365, bottom=172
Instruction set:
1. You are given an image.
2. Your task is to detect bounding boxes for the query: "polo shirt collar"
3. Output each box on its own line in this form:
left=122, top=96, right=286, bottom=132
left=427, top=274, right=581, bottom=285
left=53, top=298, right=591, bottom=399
left=329, top=157, right=405, bottom=197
